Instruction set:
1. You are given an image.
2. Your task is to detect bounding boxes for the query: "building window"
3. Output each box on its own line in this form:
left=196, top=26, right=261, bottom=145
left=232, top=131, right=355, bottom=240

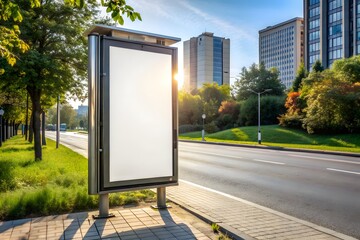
left=309, top=31, right=320, bottom=40
left=328, top=12, right=342, bottom=23
left=328, top=36, right=342, bottom=48
left=309, top=7, right=320, bottom=17
left=309, top=0, right=320, bottom=6
left=329, top=24, right=342, bottom=35
left=309, top=19, right=320, bottom=29
left=329, top=0, right=342, bottom=10
left=329, top=49, right=342, bottom=60
left=309, top=42, right=320, bottom=52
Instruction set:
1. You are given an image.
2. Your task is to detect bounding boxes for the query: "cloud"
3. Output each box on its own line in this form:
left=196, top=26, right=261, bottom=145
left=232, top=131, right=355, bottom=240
left=178, top=1, right=257, bottom=42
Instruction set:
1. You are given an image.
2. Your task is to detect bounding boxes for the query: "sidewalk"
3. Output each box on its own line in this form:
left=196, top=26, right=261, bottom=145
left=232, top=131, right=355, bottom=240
left=0, top=181, right=357, bottom=240
left=0, top=206, right=212, bottom=240
left=166, top=180, right=357, bottom=240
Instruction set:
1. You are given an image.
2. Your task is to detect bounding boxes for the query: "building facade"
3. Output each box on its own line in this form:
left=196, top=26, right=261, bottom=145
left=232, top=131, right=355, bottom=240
left=259, top=17, right=304, bottom=89
left=304, top=0, right=360, bottom=70
left=183, top=32, right=230, bottom=92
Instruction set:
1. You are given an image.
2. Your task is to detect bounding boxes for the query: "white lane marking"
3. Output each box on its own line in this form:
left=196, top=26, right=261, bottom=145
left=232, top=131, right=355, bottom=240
left=253, top=159, right=285, bottom=165
left=289, top=154, right=360, bottom=165
left=326, top=168, right=360, bottom=175
left=180, top=150, right=243, bottom=159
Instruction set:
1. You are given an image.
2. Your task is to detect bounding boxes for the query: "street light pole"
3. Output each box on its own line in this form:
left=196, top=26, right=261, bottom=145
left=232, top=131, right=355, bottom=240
left=202, top=114, right=206, bottom=141
left=248, top=89, right=272, bottom=144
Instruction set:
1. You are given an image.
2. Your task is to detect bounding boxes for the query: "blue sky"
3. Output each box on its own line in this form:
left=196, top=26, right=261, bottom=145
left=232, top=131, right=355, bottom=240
left=72, top=0, right=303, bottom=108
left=123, top=0, right=303, bottom=87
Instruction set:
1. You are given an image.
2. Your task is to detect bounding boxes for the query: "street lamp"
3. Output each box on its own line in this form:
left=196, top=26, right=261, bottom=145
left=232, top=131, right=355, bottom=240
left=248, top=89, right=272, bottom=144
left=202, top=113, right=206, bottom=141
left=0, top=109, right=4, bottom=147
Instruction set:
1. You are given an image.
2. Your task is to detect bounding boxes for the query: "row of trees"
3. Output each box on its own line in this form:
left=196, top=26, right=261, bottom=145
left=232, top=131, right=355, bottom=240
left=179, top=63, right=286, bottom=133
left=46, top=104, right=88, bottom=130
left=0, top=0, right=140, bottom=160
left=280, top=57, right=360, bottom=134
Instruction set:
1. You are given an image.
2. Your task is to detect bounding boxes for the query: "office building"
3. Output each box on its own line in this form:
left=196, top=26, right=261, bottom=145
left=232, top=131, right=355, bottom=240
left=183, top=32, right=230, bottom=92
left=259, top=17, right=304, bottom=89
left=304, top=0, right=360, bottom=70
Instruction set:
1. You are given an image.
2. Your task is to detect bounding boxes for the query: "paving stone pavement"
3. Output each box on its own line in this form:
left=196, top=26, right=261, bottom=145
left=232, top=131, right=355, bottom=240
left=0, top=207, right=211, bottom=240
left=166, top=180, right=357, bottom=240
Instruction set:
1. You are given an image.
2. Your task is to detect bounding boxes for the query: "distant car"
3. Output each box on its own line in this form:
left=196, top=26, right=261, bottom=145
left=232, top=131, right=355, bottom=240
left=60, top=123, right=67, bottom=131
left=46, top=124, right=55, bottom=131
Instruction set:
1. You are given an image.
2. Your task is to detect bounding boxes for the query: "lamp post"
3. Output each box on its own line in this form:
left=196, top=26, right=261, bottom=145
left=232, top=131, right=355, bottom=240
left=0, top=109, right=4, bottom=147
left=248, top=89, right=272, bottom=144
left=202, top=113, right=206, bottom=141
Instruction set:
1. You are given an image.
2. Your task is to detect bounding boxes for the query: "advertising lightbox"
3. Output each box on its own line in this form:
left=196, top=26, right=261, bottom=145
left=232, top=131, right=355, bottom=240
left=87, top=25, right=179, bottom=194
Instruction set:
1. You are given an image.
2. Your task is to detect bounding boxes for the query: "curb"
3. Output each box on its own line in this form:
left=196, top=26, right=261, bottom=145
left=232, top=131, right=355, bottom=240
left=165, top=195, right=255, bottom=240
left=179, top=139, right=360, bottom=158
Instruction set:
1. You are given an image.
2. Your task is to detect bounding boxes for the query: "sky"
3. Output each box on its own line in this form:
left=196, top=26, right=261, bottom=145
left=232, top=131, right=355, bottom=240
left=71, top=0, right=303, bottom=108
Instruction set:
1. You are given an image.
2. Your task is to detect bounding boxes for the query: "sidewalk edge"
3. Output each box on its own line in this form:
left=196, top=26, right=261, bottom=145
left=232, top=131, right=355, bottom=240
left=174, top=180, right=358, bottom=240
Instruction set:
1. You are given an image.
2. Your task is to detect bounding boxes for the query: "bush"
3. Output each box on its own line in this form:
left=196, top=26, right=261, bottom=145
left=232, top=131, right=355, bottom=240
left=239, top=95, right=286, bottom=126
left=179, top=124, right=203, bottom=134
left=204, top=121, right=220, bottom=133
left=278, top=113, right=303, bottom=128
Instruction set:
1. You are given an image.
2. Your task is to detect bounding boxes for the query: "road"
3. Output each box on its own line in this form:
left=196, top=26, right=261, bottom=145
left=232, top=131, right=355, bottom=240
left=46, top=131, right=360, bottom=238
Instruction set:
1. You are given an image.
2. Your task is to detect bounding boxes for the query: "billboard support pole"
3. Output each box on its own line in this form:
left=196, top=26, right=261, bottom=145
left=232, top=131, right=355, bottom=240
left=152, top=187, right=171, bottom=209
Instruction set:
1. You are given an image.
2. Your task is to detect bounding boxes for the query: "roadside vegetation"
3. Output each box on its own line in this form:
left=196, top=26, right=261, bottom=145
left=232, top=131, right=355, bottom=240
left=0, top=136, right=155, bottom=220
left=180, top=125, right=360, bottom=153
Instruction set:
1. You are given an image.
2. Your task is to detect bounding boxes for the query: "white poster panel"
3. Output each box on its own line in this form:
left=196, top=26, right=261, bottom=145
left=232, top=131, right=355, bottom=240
left=109, top=46, right=173, bottom=182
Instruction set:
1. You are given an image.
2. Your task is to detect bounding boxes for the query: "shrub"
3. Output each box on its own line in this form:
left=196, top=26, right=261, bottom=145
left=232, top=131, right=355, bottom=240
left=205, top=121, right=219, bottom=133
left=179, top=124, right=203, bottom=134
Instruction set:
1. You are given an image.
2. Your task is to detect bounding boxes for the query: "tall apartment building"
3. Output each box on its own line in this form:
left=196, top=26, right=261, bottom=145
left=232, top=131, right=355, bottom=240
left=259, top=17, right=304, bottom=89
left=304, top=0, right=360, bottom=70
left=183, top=32, right=230, bottom=92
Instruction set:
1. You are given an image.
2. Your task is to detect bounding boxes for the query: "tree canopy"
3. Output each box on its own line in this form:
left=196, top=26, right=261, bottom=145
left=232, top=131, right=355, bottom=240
left=233, top=62, right=285, bottom=101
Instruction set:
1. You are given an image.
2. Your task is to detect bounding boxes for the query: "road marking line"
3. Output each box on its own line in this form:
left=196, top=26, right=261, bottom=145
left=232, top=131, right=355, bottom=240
left=289, top=154, right=360, bottom=165
left=253, top=159, right=285, bottom=165
left=180, top=150, right=243, bottom=159
left=326, top=168, right=360, bottom=175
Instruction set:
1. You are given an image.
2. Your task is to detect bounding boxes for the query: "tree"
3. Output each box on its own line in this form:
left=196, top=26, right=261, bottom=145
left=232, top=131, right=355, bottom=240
left=198, top=83, right=231, bottom=124
left=233, top=62, right=285, bottom=101
left=0, top=0, right=98, bottom=160
left=217, top=100, right=240, bottom=130
left=312, top=60, right=324, bottom=72
left=60, top=104, right=77, bottom=129
left=332, top=55, right=360, bottom=83
left=239, top=95, right=286, bottom=126
left=291, top=62, right=308, bottom=92
left=0, top=0, right=140, bottom=73
left=178, top=90, right=202, bottom=125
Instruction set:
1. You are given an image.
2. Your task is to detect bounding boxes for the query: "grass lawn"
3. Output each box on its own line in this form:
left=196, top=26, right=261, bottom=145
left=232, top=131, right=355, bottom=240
left=0, top=136, right=155, bottom=220
left=180, top=125, right=360, bottom=153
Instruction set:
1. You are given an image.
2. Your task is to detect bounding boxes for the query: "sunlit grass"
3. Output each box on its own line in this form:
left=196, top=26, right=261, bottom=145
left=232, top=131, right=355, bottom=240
left=0, top=136, right=155, bottom=220
left=180, top=125, right=360, bottom=153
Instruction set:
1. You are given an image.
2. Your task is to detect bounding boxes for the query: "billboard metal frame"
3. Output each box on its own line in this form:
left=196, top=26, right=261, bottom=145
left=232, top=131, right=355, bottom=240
left=88, top=33, right=178, bottom=195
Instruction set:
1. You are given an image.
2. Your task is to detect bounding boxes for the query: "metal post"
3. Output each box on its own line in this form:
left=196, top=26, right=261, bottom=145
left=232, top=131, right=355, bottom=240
left=88, top=33, right=99, bottom=195
left=258, top=93, right=261, bottom=144
left=151, top=187, right=170, bottom=209
left=56, top=95, right=60, bottom=149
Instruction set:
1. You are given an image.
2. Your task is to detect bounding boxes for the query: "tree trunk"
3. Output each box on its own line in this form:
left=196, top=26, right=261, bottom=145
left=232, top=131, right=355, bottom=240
left=32, top=94, right=42, bottom=161
left=29, top=113, right=33, bottom=143
left=25, top=93, right=29, bottom=140
left=42, top=111, right=46, bottom=145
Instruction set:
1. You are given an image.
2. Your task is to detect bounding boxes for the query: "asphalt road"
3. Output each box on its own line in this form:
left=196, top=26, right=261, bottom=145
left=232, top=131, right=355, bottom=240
left=46, top=131, right=360, bottom=238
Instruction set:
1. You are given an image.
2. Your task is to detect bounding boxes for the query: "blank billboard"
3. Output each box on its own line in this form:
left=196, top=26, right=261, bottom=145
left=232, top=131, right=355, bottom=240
left=108, top=46, right=173, bottom=182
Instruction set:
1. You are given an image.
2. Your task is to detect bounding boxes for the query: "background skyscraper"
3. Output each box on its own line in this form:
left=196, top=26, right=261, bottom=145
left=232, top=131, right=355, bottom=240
left=259, top=17, right=304, bottom=89
left=183, top=32, right=230, bottom=92
left=304, top=0, right=360, bottom=70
